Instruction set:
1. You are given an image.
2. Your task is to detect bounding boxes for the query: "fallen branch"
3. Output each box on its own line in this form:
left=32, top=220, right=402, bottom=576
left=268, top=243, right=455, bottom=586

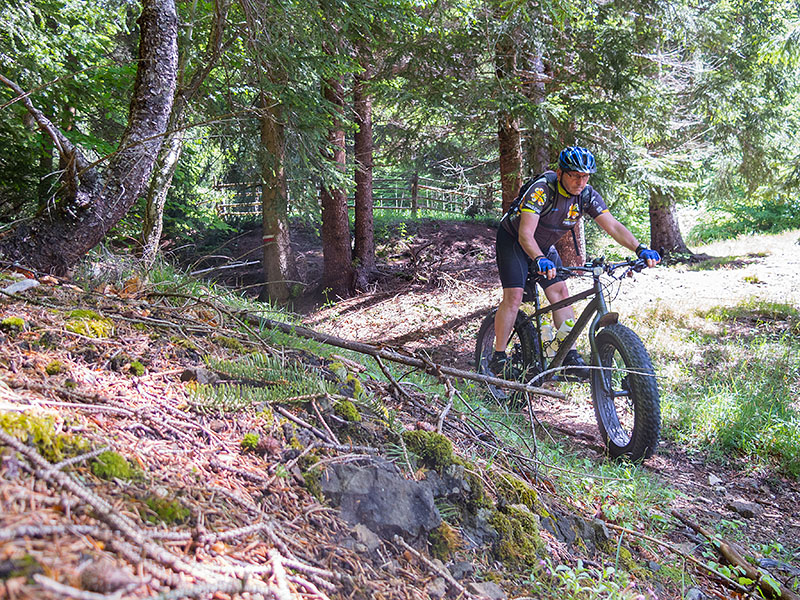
left=672, top=510, right=800, bottom=600
left=393, top=535, right=475, bottom=600
left=239, top=313, right=565, bottom=399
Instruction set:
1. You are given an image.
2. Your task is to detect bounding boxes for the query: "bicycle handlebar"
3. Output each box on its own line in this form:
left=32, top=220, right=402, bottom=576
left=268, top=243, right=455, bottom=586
left=556, top=257, right=647, bottom=278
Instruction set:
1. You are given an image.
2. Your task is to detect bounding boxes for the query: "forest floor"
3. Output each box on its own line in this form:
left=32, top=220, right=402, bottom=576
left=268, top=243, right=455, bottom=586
left=294, top=221, right=800, bottom=567
left=0, top=221, right=798, bottom=600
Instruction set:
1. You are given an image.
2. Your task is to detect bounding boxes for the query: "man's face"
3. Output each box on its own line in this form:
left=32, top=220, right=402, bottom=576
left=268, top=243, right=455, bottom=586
left=558, top=169, right=590, bottom=195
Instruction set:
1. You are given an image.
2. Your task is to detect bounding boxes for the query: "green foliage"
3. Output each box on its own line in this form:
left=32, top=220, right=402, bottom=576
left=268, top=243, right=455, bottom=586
left=65, top=310, right=113, bottom=338
left=528, top=558, right=642, bottom=600
left=489, top=505, right=544, bottom=569
left=0, top=412, right=88, bottom=463
left=91, top=451, right=133, bottom=481
left=128, top=361, right=145, bottom=376
left=688, top=196, right=800, bottom=244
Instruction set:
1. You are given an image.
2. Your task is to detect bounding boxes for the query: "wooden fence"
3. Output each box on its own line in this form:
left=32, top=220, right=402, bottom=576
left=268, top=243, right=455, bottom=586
left=214, top=177, right=500, bottom=218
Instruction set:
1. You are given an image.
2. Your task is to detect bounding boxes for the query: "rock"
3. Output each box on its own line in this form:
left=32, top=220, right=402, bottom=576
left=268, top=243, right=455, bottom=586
left=179, top=368, right=219, bottom=384
left=2, top=279, right=40, bottom=294
left=448, top=560, right=475, bottom=580
left=685, top=587, right=706, bottom=600
left=708, top=473, right=723, bottom=486
left=725, top=499, right=763, bottom=519
left=426, top=577, right=448, bottom=599
left=460, top=507, right=499, bottom=548
left=320, top=459, right=441, bottom=542
left=467, top=581, right=506, bottom=600
left=351, top=524, right=382, bottom=554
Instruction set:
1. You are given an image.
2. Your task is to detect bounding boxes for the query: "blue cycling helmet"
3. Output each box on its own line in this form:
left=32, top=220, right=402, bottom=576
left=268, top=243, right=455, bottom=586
left=558, top=146, right=597, bottom=173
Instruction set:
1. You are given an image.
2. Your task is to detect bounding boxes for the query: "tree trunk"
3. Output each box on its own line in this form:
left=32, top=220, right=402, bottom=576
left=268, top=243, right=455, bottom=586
left=258, top=95, right=298, bottom=303
left=320, top=77, right=353, bottom=299
left=523, top=54, right=550, bottom=175
left=353, top=57, right=375, bottom=289
left=555, top=220, right=585, bottom=267
left=649, top=188, right=690, bottom=257
left=141, top=0, right=229, bottom=269
left=0, top=0, right=178, bottom=275
left=495, top=21, right=522, bottom=215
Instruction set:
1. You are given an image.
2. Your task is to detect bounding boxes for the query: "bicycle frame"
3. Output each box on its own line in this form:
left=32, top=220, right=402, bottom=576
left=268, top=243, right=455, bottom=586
left=517, top=268, right=619, bottom=376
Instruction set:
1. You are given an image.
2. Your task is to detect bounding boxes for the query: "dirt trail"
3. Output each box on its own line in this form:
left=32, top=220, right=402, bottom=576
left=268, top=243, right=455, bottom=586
left=301, top=223, right=800, bottom=560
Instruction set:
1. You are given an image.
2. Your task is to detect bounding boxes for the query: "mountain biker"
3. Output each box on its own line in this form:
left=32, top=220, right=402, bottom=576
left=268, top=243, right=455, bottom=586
left=489, top=146, right=661, bottom=380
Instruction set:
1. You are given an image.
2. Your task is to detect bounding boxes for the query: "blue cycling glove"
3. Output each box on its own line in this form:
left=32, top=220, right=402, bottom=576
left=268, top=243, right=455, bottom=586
left=535, top=256, right=555, bottom=273
left=636, top=244, right=661, bottom=262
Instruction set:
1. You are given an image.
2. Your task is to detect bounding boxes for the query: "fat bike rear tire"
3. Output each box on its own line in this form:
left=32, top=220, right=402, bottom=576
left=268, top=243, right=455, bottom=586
left=475, top=309, right=540, bottom=402
left=591, top=323, right=660, bottom=462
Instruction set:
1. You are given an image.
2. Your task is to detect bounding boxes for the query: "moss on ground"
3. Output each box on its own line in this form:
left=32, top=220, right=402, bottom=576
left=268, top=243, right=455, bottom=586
left=241, top=433, right=260, bottom=451
left=141, top=496, right=191, bottom=524
left=1, top=316, right=26, bottom=333
left=65, top=309, right=113, bottom=338
left=91, top=451, right=134, bottom=481
left=0, top=412, right=88, bottom=463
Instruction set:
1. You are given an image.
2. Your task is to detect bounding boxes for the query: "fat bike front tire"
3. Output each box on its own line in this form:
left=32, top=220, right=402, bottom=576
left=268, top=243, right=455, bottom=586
left=475, top=309, right=539, bottom=402
left=591, top=323, right=661, bottom=462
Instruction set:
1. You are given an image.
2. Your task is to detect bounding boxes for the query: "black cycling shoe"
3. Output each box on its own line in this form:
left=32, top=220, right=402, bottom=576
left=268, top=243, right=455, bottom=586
left=563, top=349, right=590, bottom=380
left=488, top=351, right=521, bottom=380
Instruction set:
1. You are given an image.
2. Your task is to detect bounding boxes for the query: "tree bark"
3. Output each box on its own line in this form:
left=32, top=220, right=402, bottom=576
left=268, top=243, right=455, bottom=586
left=495, top=21, right=522, bottom=214
left=258, top=95, right=298, bottom=303
left=141, top=0, right=229, bottom=269
left=523, top=54, right=550, bottom=175
left=0, top=0, right=178, bottom=275
left=353, top=57, right=375, bottom=289
left=555, top=221, right=585, bottom=267
left=320, top=77, right=353, bottom=299
left=649, top=188, right=690, bottom=257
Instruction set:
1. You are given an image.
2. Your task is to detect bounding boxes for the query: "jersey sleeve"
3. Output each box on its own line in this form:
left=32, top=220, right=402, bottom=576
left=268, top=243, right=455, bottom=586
left=584, top=187, right=609, bottom=219
left=519, top=180, right=550, bottom=214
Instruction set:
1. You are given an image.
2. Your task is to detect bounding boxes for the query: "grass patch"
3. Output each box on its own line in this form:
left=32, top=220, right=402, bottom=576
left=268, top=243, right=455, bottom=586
left=657, top=300, right=800, bottom=475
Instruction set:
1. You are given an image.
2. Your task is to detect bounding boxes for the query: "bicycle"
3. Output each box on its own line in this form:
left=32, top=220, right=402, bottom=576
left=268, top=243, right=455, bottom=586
left=475, top=257, right=661, bottom=462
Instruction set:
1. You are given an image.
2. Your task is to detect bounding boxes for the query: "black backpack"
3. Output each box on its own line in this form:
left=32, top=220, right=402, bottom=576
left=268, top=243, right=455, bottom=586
left=502, top=171, right=590, bottom=254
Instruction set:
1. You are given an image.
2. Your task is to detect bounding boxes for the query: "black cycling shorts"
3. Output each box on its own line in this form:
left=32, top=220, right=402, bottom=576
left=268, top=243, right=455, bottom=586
left=496, top=226, right=564, bottom=290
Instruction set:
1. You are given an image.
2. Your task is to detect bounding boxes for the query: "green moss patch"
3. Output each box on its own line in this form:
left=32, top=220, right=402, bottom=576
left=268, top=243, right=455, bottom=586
left=490, top=504, right=544, bottom=569
left=241, top=433, right=260, bottom=451
left=140, top=496, right=191, bottom=525
left=429, top=522, right=462, bottom=560
left=334, top=400, right=361, bottom=422
left=402, top=430, right=455, bottom=469
left=0, top=412, right=88, bottom=463
left=45, top=360, right=65, bottom=375
left=1, top=316, right=26, bottom=333
left=91, top=451, right=133, bottom=481
left=65, top=309, right=113, bottom=338
left=494, top=472, right=546, bottom=516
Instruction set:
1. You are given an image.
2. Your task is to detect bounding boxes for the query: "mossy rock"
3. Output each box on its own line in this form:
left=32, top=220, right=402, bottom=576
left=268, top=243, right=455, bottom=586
left=140, top=496, right=191, bottom=525
left=0, top=316, right=26, bottom=333
left=429, top=522, right=462, bottom=561
left=334, top=400, right=362, bottom=422
left=0, top=412, right=88, bottom=463
left=0, top=554, right=42, bottom=580
left=402, top=430, right=455, bottom=469
left=65, top=310, right=113, bottom=338
left=489, top=504, right=545, bottom=569
left=91, top=451, right=133, bottom=481
left=494, top=472, right=547, bottom=516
